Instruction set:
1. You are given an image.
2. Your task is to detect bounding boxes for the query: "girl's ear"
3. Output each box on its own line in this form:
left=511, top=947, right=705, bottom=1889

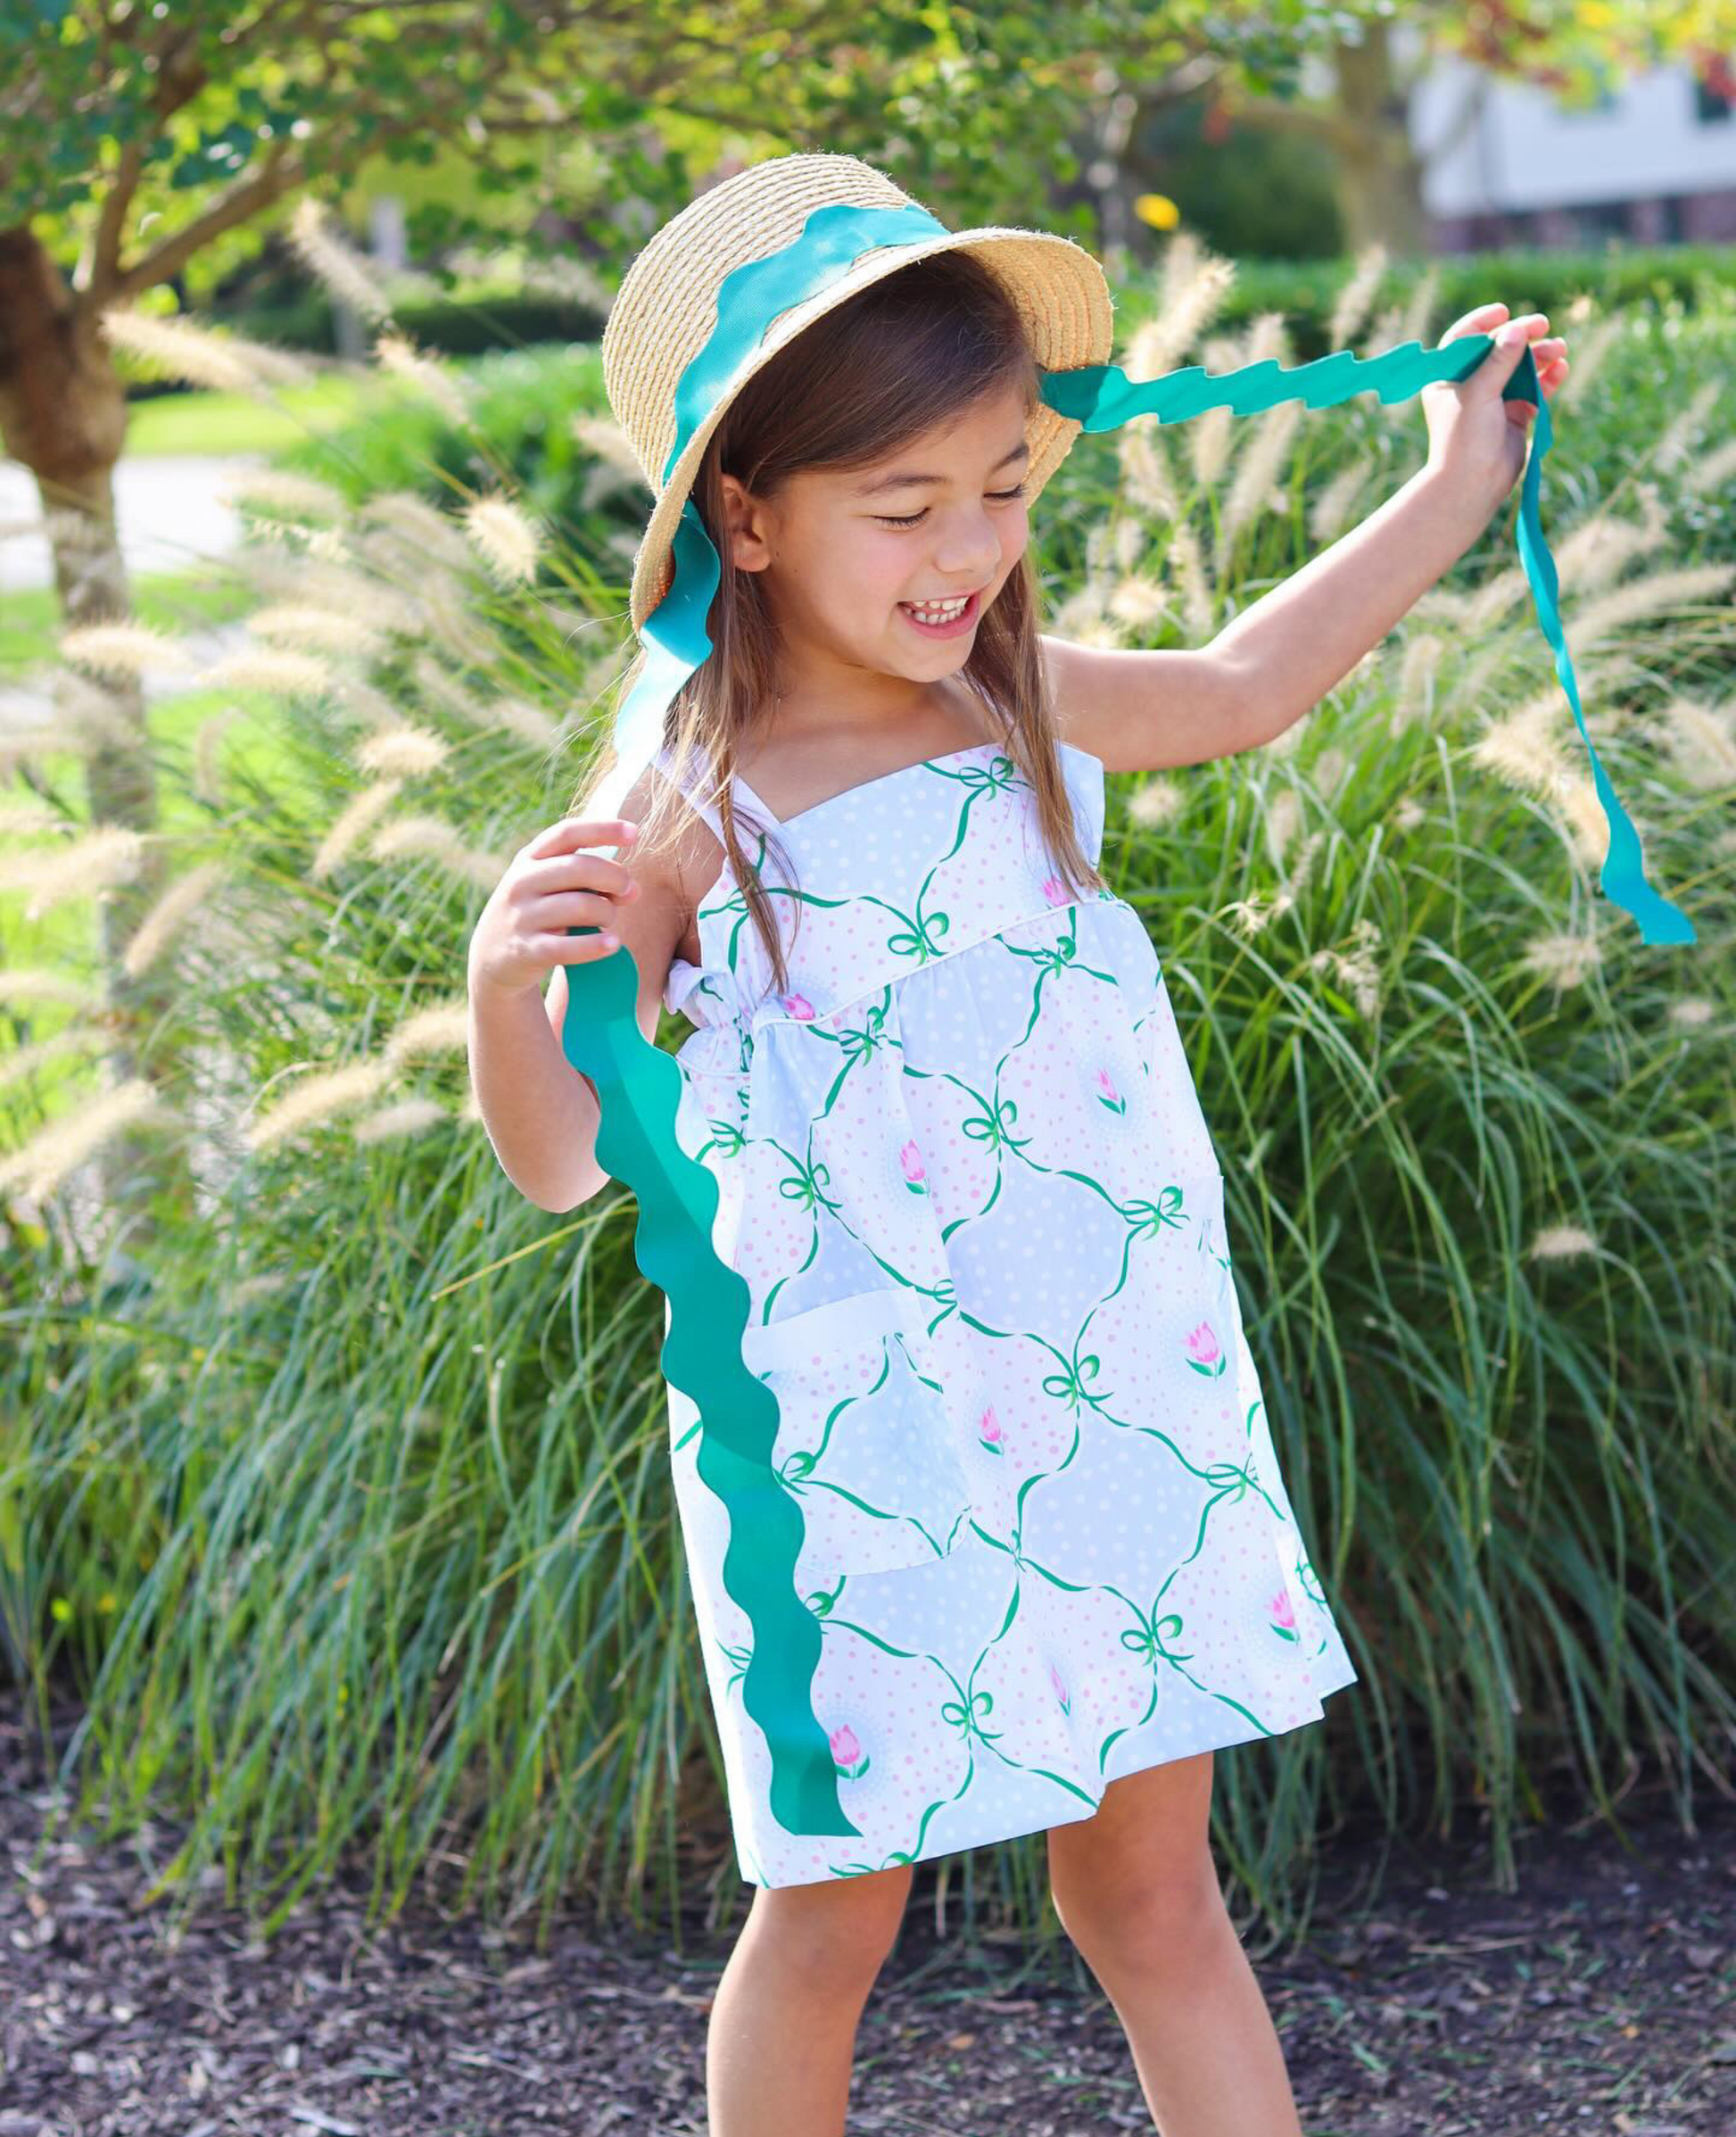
left=718, top=471, right=773, bottom=576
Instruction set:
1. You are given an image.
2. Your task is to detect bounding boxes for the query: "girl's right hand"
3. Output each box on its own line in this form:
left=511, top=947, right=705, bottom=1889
left=468, top=815, right=642, bottom=995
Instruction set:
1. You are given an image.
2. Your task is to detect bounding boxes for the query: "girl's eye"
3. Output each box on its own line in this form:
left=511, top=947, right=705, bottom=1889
left=874, top=481, right=1029, bottom=529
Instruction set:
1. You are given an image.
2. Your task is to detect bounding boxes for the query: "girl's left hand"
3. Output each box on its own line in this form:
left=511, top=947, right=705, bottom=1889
left=1421, top=302, right=1571, bottom=518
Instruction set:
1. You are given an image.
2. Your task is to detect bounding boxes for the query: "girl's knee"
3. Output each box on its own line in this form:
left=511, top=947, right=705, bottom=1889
left=1046, top=1753, right=1220, bottom=1959
left=744, top=1863, right=913, bottom=1991
left=1051, top=1852, right=1227, bottom=1971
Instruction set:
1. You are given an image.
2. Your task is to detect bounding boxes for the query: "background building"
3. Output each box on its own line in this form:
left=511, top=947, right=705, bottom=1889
left=1412, top=56, right=1736, bottom=251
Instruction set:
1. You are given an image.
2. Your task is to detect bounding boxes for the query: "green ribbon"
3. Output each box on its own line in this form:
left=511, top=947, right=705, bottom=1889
left=559, top=201, right=1697, bottom=1847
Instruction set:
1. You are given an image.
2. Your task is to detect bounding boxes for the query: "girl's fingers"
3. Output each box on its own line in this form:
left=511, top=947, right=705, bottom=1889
left=1502, top=324, right=1567, bottom=397
left=1442, top=306, right=1556, bottom=362
left=525, top=815, right=640, bottom=859
left=546, top=929, right=622, bottom=961
left=1504, top=340, right=1570, bottom=410
left=1440, top=300, right=1510, bottom=343
left=1492, top=312, right=1550, bottom=346
left=537, top=890, right=629, bottom=933
left=1475, top=318, right=1539, bottom=396
left=527, top=849, right=640, bottom=900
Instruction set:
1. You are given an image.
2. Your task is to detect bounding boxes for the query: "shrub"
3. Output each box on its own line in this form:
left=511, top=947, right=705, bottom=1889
left=6, top=244, right=1732, bottom=1949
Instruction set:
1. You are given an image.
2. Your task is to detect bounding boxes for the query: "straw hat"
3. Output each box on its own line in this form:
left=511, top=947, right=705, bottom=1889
left=601, top=151, right=1116, bottom=634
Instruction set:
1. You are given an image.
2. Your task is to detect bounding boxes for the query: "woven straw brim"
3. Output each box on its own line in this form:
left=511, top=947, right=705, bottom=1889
left=621, top=226, right=1114, bottom=634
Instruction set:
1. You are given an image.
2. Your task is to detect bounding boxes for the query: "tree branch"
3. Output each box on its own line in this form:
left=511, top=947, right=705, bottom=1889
left=83, top=138, right=146, bottom=294
left=220, top=0, right=324, bottom=55
left=1226, top=92, right=1360, bottom=155
left=98, top=139, right=303, bottom=306
left=58, top=0, right=921, bottom=317
left=82, top=19, right=219, bottom=294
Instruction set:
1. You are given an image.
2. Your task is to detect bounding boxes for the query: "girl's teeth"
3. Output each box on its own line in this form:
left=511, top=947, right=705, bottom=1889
left=904, top=597, right=970, bottom=621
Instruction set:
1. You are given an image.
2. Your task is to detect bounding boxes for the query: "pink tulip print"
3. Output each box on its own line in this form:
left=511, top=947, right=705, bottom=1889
left=978, top=1404, right=1004, bottom=1456
left=900, top=1138, right=928, bottom=1195
left=1094, top=1067, right=1125, bottom=1114
left=1041, top=873, right=1070, bottom=907
left=1185, top=1320, right=1227, bottom=1377
left=1049, top=1661, right=1071, bottom=1714
left=1269, top=1588, right=1300, bottom=1644
left=831, top=1722, right=870, bottom=1781
left=779, top=991, right=816, bottom=1020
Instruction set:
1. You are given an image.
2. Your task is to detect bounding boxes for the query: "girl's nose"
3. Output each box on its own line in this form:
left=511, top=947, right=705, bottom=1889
left=932, top=520, right=1004, bottom=576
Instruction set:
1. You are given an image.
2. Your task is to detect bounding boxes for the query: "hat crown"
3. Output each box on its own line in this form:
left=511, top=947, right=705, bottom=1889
left=601, top=153, right=915, bottom=500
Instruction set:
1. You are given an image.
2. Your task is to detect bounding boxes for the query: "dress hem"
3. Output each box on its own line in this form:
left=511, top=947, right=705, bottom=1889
left=738, top=1661, right=1362, bottom=1889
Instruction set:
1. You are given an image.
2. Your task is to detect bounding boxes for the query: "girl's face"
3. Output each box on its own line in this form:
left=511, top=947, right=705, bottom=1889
left=718, top=377, right=1033, bottom=697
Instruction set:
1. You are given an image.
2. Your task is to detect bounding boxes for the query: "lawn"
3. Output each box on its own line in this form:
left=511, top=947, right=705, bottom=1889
left=120, top=368, right=421, bottom=458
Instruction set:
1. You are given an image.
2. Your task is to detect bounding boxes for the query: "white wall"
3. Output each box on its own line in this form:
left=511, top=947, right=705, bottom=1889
left=1411, top=57, right=1736, bottom=216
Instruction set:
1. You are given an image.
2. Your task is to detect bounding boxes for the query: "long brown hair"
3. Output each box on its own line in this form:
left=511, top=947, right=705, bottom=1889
left=575, top=247, right=1103, bottom=997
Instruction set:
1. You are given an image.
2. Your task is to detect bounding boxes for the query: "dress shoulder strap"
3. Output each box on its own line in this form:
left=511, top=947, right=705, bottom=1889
left=650, top=741, right=728, bottom=841
left=651, top=741, right=775, bottom=846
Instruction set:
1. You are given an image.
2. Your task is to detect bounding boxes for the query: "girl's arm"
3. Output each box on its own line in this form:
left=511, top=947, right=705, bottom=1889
left=467, top=782, right=683, bottom=1213
left=1046, top=304, right=1571, bottom=774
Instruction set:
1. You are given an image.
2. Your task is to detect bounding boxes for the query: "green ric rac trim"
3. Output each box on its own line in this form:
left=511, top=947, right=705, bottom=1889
left=558, top=936, right=857, bottom=1837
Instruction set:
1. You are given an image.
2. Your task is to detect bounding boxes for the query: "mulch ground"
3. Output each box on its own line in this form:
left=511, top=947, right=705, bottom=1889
left=4, top=1695, right=1733, bottom=2135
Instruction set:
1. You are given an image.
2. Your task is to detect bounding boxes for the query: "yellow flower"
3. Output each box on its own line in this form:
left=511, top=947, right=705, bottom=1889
left=1135, top=194, right=1181, bottom=231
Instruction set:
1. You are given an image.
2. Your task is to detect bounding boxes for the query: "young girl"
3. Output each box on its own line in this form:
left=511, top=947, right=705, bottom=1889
left=467, top=153, right=1568, bottom=2137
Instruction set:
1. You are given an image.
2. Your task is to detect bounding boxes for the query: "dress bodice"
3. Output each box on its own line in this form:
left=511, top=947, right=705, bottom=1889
left=656, top=738, right=1113, bottom=1035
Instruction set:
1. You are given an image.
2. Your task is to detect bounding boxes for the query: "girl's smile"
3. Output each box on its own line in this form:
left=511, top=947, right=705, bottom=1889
left=715, top=374, right=1031, bottom=715
left=897, top=587, right=982, bottom=638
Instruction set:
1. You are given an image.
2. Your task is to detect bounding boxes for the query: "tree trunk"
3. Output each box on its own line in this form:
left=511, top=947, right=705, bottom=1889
left=1084, top=74, right=1142, bottom=278
left=1331, top=26, right=1430, bottom=257
left=0, top=226, right=194, bottom=1285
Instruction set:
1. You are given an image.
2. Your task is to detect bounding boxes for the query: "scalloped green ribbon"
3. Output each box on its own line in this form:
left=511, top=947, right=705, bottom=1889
left=559, top=201, right=1698, bottom=1849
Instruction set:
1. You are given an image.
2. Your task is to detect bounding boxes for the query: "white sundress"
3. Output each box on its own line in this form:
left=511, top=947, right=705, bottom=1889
left=651, top=733, right=1359, bottom=1888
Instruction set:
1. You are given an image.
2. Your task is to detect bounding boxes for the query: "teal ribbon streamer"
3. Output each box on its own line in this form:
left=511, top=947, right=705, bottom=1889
left=558, top=201, right=1698, bottom=1849
left=1042, top=342, right=1697, bottom=946
left=559, top=936, right=848, bottom=1836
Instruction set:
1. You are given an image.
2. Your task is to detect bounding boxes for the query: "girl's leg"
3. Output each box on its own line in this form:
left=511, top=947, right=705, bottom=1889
left=706, top=1860, right=913, bottom=2137
left=1046, top=1752, right=1305, bottom=2137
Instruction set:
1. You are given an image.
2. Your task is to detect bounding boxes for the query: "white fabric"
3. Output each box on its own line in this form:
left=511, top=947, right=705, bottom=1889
left=653, top=736, right=1359, bottom=1887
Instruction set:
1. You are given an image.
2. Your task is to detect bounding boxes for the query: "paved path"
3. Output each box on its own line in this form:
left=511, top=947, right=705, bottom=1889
left=0, top=451, right=266, bottom=597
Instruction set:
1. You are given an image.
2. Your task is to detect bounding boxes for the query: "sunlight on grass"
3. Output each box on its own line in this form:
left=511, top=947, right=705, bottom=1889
left=2, top=568, right=256, bottom=678
left=121, top=369, right=423, bottom=458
